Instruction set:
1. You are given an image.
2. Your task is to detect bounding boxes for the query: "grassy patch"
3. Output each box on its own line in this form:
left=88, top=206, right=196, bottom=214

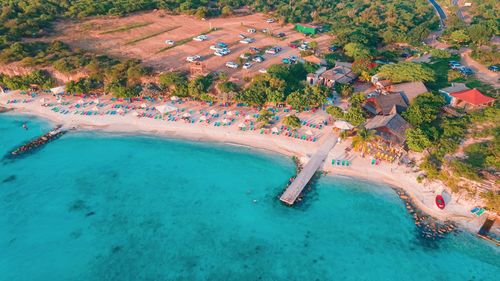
left=424, top=56, right=459, bottom=91
left=101, top=22, right=153, bottom=35
left=125, top=26, right=180, bottom=45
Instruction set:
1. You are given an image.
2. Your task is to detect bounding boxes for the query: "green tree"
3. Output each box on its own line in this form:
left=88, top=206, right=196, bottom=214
left=450, top=30, right=470, bottom=44
left=378, top=62, right=435, bottom=83
left=257, top=109, right=274, bottom=125
left=326, top=106, right=344, bottom=119
left=334, top=83, right=353, bottom=99
left=352, top=127, right=376, bottom=151
left=283, top=114, right=301, bottom=129
left=344, top=106, right=366, bottom=126
left=406, top=128, right=432, bottom=152
left=344, top=43, right=371, bottom=60
left=402, top=93, right=444, bottom=127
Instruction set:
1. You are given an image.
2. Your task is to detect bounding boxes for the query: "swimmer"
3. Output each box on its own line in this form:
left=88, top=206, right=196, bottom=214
left=22, top=123, right=28, bottom=130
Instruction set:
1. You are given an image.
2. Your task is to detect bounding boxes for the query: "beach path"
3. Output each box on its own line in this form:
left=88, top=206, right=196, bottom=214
left=280, top=131, right=337, bottom=205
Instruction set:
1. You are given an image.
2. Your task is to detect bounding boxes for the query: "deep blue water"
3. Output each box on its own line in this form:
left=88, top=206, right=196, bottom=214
left=0, top=114, right=499, bottom=281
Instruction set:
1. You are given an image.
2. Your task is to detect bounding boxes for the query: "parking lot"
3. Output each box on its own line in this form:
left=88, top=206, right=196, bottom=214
left=49, top=11, right=333, bottom=83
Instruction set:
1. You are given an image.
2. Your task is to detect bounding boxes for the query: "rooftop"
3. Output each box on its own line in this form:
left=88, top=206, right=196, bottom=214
left=365, top=113, right=411, bottom=144
left=450, top=89, right=495, bottom=106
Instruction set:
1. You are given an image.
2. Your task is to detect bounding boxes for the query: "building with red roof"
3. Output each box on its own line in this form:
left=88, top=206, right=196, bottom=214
left=449, top=89, right=495, bottom=110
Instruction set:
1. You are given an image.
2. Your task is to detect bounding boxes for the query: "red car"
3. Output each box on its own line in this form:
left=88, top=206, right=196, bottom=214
left=288, top=43, right=298, bottom=49
left=435, top=195, right=446, bottom=209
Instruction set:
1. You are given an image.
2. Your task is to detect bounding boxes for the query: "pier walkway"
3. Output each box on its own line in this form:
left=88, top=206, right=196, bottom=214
left=280, top=131, right=337, bottom=205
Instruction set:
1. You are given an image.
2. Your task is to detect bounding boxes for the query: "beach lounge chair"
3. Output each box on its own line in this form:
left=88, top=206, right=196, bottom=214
left=475, top=208, right=485, bottom=217
left=470, top=207, right=480, bottom=214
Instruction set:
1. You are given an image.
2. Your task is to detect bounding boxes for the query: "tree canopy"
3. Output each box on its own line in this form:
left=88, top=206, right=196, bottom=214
left=378, top=62, right=435, bottom=83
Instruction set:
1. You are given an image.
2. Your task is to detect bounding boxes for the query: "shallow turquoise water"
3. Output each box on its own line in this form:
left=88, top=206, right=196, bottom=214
left=0, top=114, right=498, bottom=281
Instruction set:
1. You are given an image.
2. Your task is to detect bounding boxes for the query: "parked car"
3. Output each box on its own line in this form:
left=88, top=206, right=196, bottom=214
left=459, top=67, right=474, bottom=76
left=247, top=28, right=256, bottom=33
left=259, top=69, right=267, bottom=73
left=238, top=33, right=246, bottom=39
left=225, top=62, right=239, bottom=69
left=289, top=43, right=298, bottom=49
left=450, top=62, right=462, bottom=70
left=262, top=29, right=269, bottom=33
left=265, top=46, right=282, bottom=54
left=298, top=44, right=309, bottom=51
left=289, top=56, right=298, bottom=63
left=252, top=56, right=264, bottom=63
left=448, top=60, right=460, bottom=66
left=282, top=57, right=291, bottom=64
left=242, top=62, right=253, bottom=69
left=276, top=32, right=285, bottom=38
left=186, top=55, right=201, bottom=62
left=328, top=45, right=339, bottom=51
left=249, top=47, right=261, bottom=54
left=214, top=48, right=230, bottom=56
left=193, top=35, right=208, bottom=41
left=164, top=40, right=175, bottom=45
left=488, top=65, right=499, bottom=72
left=216, top=42, right=228, bottom=48
left=239, top=38, right=255, bottom=44
left=266, top=18, right=275, bottom=23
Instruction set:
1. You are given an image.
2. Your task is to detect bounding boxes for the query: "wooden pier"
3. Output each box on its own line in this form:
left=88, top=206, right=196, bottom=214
left=8, top=125, right=66, bottom=157
left=280, top=132, right=337, bottom=205
left=477, top=216, right=499, bottom=246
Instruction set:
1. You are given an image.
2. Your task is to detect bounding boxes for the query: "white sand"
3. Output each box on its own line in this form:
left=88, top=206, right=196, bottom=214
left=1, top=92, right=494, bottom=235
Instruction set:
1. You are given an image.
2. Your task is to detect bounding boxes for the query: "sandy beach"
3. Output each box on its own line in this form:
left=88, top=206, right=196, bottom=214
left=1, top=90, right=496, bottom=236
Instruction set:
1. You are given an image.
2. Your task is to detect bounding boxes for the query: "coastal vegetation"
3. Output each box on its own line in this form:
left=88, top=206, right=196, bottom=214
left=0, top=70, right=53, bottom=90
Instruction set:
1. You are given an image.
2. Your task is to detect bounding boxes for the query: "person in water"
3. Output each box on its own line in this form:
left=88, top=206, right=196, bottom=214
left=22, top=123, right=28, bottom=130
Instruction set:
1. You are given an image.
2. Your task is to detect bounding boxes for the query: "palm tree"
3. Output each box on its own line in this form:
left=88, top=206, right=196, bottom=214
left=351, top=126, right=376, bottom=152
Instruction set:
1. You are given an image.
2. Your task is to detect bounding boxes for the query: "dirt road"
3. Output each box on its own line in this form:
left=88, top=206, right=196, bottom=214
left=460, top=48, right=500, bottom=88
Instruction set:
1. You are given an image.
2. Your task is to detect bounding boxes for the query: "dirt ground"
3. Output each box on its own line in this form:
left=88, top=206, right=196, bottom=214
left=49, top=11, right=333, bottom=82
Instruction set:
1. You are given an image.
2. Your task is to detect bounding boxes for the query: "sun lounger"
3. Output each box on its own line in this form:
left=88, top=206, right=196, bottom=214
left=475, top=208, right=485, bottom=216
left=470, top=207, right=480, bottom=214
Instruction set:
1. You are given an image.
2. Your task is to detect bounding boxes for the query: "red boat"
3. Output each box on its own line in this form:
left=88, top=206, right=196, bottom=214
left=435, top=195, right=446, bottom=209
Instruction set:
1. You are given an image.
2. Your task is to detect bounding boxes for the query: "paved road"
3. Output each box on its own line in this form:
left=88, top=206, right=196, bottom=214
left=428, top=0, right=447, bottom=24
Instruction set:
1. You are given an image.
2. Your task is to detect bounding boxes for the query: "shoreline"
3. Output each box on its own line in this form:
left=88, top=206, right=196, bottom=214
left=1, top=98, right=496, bottom=238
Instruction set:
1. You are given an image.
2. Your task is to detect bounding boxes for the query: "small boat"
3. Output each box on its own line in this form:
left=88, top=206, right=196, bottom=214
left=435, top=195, right=445, bottom=209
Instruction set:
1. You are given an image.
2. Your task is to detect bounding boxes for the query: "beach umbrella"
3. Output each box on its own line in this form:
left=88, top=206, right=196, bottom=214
left=227, top=111, right=233, bottom=116
left=222, top=118, right=229, bottom=124
left=39, top=98, right=47, bottom=103
left=140, top=103, right=148, bottom=109
left=305, top=130, right=313, bottom=136
left=272, top=127, right=279, bottom=133
left=156, top=103, right=177, bottom=114
left=57, top=98, right=62, bottom=104
left=77, top=99, right=84, bottom=104
left=92, top=106, right=99, bottom=111
left=209, top=109, right=218, bottom=115
left=238, top=123, right=246, bottom=128
left=117, top=108, right=124, bottom=114
left=182, top=112, right=191, bottom=118
left=94, top=98, right=100, bottom=104
left=334, top=120, right=354, bottom=130
left=132, top=111, right=139, bottom=117
left=170, top=96, right=179, bottom=101
left=245, top=114, right=252, bottom=120
left=199, top=116, right=207, bottom=121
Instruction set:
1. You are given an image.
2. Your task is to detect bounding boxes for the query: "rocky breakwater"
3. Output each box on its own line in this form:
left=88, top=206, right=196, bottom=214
left=7, top=125, right=67, bottom=158
left=396, top=189, right=457, bottom=242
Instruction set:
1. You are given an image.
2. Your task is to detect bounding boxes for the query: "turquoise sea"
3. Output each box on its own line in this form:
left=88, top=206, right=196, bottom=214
left=0, top=114, right=498, bottom=281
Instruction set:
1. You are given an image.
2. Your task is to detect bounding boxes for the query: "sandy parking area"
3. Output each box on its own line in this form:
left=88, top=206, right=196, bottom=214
left=48, top=11, right=332, bottom=82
